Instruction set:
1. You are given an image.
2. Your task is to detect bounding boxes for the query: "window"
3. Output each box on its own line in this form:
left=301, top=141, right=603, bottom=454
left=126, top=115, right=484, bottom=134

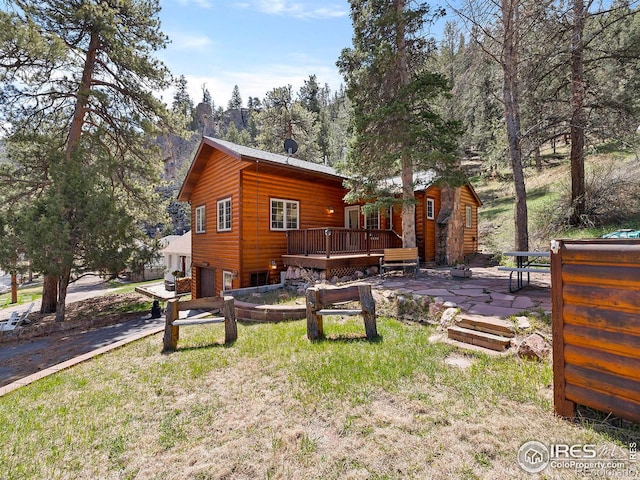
left=222, top=271, right=233, bottom=291
left=195, top=205, right=206, bottom=233
left=270, top=198, right=299, bottom=230
left=465, top=205, right=473, bottom=228
left=217, top=197, right=232, bottom=232
left=364, top=209, right=379, bottom=230
left=427, top=198, right=435, bottom=220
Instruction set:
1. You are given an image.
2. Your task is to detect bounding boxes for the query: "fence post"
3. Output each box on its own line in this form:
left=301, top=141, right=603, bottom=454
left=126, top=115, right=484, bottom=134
left=163, top=299, right=180, bottom=351
left=359, top=284, right=377, bottom=339
left=306, top=287, right=323, bottom=339
left=223, top=295, right=238, bottom=344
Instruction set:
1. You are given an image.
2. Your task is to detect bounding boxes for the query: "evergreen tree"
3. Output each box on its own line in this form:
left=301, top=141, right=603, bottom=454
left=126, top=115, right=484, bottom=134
left=337, top=0, right=461, bottom=248
left=256, top=85, right=321, bottom=161
left=0, top=0, right=171, bottom=321
left=228, top=85, right=243, bottom=110
left=173, top=75, right=194, bottom=117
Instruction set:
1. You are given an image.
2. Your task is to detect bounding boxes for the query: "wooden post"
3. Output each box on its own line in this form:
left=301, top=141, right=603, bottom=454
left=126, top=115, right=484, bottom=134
left=163, top=299, right=180, bottom=351
left=306, top=287, right=323, bottom=339
left=223, top=296, right=238, bottom=344
left=551, top=241, right=576, bottom=418
left=325, top=229, right=331, bottom=259
left=359, top=284, right=377, bottom=340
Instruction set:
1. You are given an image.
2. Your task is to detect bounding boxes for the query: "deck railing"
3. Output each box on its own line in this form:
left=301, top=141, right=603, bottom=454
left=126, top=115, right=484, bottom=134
left=286, top=228, right=402, bottom=257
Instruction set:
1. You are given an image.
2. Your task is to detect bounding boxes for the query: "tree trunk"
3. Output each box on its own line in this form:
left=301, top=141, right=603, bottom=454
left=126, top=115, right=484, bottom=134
left=41, top=274, right=58, bottom=313
left=55, top=267, right=71, bottom=323
left=395, top=0, right=417, bottom=249
left=66, top=30, right=99, bottom=161
left=501, top=0, right=529, bottom=252
left=10, top=272, right=17, bottom=304
left=569, top=0, right=586, bottom=225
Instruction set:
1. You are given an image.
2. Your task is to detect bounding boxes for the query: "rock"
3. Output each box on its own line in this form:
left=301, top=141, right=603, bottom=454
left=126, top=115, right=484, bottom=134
left=429, top=301, right=445, bottom=317
left=514, top=316, right=531, bottom=330
left=440, top=307, right=458, bottom=327
left=443, top=301, right=457, bottom=308
left=354, top=270, right=365, bottom=279
left=517, top=333, right=550, bottom=361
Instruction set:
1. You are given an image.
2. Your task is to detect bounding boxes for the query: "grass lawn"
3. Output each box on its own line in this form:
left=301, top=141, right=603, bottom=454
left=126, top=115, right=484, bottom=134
left=1, top=317, right=636, bottom=479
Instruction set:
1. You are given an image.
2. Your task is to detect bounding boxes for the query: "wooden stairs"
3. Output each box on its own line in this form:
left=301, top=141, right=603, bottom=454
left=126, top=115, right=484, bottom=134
left=447, top=314, right=516, bottom=352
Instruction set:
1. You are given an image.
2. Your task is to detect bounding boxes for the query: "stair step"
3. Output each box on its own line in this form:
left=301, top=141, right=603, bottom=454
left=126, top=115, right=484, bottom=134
left=447, top=326, right=511, bottom=352
left=456, top=314, right=516, bottom=338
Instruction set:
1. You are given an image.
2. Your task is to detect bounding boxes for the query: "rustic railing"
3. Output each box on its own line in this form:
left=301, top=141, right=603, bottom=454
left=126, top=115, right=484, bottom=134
left=286, top=228, right=402, bottom=257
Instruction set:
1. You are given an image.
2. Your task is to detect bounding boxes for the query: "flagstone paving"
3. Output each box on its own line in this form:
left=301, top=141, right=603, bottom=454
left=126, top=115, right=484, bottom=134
left=367, top=266, right=551, bottom=317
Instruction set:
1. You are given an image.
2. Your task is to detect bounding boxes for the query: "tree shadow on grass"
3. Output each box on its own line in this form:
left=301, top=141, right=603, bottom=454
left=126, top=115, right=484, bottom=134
left=309, top=333, right=383, bottom=344
left=161, top=339, right=236, bottom=354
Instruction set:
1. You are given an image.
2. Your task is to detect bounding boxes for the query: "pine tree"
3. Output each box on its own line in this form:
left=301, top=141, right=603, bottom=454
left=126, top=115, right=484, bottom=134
left=228, top=85, right=243, bottom=110
left=0, top=0, right=171, bottom=322
left=337, top=0, right=461, bottom=248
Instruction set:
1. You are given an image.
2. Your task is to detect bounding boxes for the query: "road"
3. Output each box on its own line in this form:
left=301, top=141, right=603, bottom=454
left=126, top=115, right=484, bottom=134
left=0, top=275, right=164, bottom=388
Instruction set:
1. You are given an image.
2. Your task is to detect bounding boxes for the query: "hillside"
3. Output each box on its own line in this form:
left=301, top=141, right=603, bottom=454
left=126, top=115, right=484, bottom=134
left=470, top=146, right=640, bottom=256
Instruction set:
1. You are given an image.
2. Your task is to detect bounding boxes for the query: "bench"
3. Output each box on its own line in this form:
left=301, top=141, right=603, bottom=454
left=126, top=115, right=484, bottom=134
left=379, top=247, right=419, bottom=275
left=497, top=251, right=550, bottom=292
left=306, top=284, right=377, bottom=340
left=163, top=296, right=237, bottom=351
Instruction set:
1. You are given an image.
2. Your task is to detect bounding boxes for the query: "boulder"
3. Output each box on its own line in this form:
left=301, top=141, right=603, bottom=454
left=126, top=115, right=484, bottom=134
left=517, top=333, right=550, bottom=360
left=440, top=307, right=459, bottom=327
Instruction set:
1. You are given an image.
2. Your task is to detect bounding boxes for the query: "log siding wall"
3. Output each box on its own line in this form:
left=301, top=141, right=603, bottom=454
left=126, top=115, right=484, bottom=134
left=552, top=239, right=640, bottom=423
left=461, top=185, right=479, bottom=255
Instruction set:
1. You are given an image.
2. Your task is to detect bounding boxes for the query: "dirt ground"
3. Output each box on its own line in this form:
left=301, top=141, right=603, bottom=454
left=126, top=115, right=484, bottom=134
left=0, top=293, right=153, bottom=387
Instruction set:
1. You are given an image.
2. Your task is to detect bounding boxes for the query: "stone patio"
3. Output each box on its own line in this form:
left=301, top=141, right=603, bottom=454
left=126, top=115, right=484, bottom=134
left=367, top=266, right=551, bottom=317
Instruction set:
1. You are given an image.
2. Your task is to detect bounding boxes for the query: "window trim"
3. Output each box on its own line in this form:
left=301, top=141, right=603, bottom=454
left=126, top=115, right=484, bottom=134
left=426, top=198, right=435, bottom=220
left=465, top=205, right=473, bottom=229
left=270, top=198, right=299, bottom=231
left=217, top=197, right=232, bottom=232
left=195, top=205, right=206, bottom=234
left=222, top=270, right=233, bottom=291
left=364, top=208, right=380, bottom=230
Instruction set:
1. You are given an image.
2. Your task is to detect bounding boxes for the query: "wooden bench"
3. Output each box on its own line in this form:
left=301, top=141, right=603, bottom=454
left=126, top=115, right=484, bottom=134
left=163, top=296, right=237, bottom=351
left=305, top=284, right=377, bottom=340
left=379, top=247, right=419, bottom=275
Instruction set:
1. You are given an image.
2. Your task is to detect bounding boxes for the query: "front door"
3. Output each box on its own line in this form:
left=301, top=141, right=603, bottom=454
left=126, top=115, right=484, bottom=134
left=198, top=267, right=215, bottom=298
left=345, top=206, right=360, bottom=251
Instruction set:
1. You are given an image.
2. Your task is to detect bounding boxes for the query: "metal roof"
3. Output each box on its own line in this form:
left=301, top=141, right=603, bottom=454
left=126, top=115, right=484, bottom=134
left=203, top=137, right=342, bottom=178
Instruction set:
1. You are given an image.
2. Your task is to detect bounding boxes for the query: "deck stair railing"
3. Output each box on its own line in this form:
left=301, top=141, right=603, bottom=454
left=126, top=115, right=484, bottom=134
left=287, top=228, right=402, bottom=258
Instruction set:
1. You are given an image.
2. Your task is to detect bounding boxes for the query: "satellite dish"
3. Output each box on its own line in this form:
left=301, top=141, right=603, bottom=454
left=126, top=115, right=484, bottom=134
left=284, top=138, right=298, bottom=155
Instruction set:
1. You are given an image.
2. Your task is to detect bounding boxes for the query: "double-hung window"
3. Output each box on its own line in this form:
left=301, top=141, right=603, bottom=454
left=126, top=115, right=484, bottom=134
left=195, top=205, right=206, bottom=233
left=271, top=198, right=299, bottom=230
left=427, top=198, right=435, bottom=220
left=364, top=209, right=380, bottom=230
left=217, top=197, right=232, bottom=232
left=465, top=205, right=473, bottom=228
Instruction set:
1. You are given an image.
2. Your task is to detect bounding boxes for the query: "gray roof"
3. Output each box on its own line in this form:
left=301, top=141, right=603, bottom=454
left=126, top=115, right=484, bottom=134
left=204, top=137, right=342, bottom=179
left=379, top=171, right=438, bottom=192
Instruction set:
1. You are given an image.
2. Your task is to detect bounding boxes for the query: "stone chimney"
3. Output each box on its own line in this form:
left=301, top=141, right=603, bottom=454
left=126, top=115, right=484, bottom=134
left=435, top=187, right=465, bottom=265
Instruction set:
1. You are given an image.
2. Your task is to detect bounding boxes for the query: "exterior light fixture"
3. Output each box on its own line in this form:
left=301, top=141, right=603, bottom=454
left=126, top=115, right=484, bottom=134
left=270, top=260, right=277, bottom=270
left=327, top=205, right=335, bottom=214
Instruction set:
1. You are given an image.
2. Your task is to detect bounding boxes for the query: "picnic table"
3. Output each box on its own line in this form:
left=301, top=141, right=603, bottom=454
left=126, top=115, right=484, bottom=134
left=498, top=251, right=550, bottom=292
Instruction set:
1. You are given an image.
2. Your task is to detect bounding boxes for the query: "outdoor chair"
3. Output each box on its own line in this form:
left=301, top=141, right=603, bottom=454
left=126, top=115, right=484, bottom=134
left=0, top=302, right=34, bottom=331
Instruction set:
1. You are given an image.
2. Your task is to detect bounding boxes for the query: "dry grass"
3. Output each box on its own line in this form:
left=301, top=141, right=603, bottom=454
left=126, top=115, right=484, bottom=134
left=2, top=316, right=637, bottom=479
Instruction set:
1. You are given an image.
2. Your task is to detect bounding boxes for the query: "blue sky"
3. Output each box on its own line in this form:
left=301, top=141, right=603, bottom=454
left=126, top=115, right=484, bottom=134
left=158, top=0, right=458, bottom=109
left=158, top=0, right=354, bottom=108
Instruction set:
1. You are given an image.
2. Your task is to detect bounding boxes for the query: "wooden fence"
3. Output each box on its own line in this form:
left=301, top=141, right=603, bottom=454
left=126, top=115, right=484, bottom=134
left=551, top=238, right=640, bottom=423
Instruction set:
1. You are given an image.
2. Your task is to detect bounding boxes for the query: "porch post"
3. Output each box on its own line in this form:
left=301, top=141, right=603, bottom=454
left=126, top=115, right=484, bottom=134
left=325, top=228, right=332, bottom=258
left=304, top=230, right=308, bottom=256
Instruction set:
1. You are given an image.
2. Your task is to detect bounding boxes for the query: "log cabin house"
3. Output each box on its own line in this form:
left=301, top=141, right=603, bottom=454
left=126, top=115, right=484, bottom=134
left=177, top=137, right=482, bottom=297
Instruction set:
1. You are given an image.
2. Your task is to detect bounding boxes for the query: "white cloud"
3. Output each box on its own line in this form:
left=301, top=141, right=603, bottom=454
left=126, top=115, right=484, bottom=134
left=175, top=0, right=214, bottom=8
left=167, top=32, right=214, bottom=50
left=247, top=1, right=348, bottom=20
left=171, top=61, right=344, bottom=109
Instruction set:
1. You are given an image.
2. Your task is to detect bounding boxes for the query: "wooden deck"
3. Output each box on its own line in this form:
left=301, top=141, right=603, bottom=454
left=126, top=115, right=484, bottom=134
left=282, top=253, right=383, bottom=271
